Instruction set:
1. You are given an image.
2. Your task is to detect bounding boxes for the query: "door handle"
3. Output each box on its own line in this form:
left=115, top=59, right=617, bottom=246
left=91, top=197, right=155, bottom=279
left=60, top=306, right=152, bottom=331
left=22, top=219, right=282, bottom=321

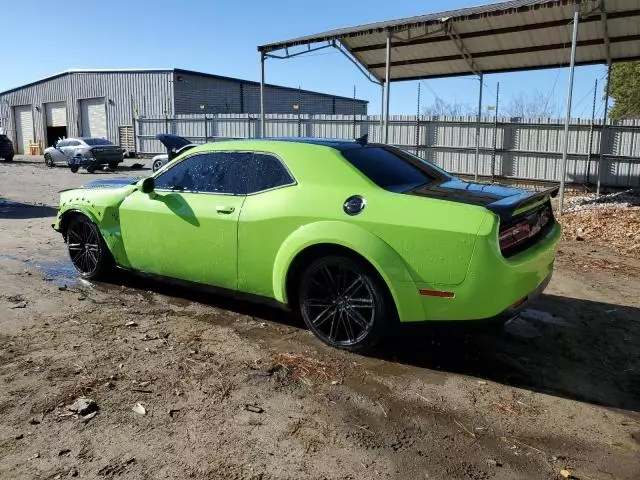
left=215, top=205, right=235, bottom=214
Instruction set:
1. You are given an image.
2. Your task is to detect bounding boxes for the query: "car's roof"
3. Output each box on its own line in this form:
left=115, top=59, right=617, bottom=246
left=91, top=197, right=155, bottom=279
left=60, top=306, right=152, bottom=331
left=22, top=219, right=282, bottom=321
left=206, top=137, right=370, bottom=151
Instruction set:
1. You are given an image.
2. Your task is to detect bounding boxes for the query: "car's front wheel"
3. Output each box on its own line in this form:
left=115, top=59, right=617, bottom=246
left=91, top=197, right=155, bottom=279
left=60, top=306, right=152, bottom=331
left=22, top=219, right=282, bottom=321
left=44, top=153, right=54, bottom=167
left=108, top=162, right=119, bottom=170
left=152, top=158, right=164, bottom=172
left=5, top=155, right=13, bottom=162
left=298, top=255, right=390, bottom=351
left=66, top=216, right=113, bottom=280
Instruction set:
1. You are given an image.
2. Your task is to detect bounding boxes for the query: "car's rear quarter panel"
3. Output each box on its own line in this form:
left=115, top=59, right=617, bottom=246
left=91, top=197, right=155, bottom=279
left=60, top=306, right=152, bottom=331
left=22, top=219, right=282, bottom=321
left=233, top=142, right=490, bottom=315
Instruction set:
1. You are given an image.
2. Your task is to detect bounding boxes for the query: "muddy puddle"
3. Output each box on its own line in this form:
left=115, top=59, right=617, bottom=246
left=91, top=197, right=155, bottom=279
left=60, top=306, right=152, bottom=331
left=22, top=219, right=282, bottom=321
left=0, top=254, right=78, bottom=287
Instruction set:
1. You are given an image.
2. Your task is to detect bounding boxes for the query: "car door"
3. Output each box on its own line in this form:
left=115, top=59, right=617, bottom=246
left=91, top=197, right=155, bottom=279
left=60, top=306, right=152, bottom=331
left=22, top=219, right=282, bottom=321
left=118, top=151, right=250, bottom=289
left=58, top=139, right=81, bottom=163
left=67, top=140, right=84, bottom=160
left=237, top=152, right=298, bottom=297
left=50, top=140, right=69, bottom=164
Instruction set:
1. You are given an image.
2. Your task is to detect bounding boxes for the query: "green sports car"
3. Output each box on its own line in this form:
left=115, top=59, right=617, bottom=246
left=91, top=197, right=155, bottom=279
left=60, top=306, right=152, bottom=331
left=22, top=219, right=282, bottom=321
left=53, top=137, right=561, bottom=350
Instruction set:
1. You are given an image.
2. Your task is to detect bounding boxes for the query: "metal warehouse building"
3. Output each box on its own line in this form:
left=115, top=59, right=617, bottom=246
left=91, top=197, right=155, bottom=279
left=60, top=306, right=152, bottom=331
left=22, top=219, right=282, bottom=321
left=0, top=68, right=367, bottom=154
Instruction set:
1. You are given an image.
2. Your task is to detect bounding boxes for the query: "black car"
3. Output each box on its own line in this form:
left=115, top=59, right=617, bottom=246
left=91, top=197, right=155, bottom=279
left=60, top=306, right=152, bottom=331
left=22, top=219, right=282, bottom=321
left=0, top=135, right=14, bottom=162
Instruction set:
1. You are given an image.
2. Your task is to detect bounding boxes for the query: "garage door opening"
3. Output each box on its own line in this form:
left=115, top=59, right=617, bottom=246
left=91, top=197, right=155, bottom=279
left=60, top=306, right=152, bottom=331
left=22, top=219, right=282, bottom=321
left=46, top=126, right=67, bottom=146
left=44, top=102, right=68, bottom=147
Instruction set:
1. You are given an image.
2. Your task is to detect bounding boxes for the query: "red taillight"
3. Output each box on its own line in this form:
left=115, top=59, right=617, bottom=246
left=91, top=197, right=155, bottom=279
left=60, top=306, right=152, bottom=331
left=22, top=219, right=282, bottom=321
left=499, top=207, right=552, bottom=252
left=499, top=222, right=531, bottom=250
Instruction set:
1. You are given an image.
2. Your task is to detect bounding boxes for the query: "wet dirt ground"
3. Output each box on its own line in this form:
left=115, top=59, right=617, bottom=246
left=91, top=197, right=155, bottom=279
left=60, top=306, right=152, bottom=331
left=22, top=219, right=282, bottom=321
left=1, top=156, right=639, bottom=480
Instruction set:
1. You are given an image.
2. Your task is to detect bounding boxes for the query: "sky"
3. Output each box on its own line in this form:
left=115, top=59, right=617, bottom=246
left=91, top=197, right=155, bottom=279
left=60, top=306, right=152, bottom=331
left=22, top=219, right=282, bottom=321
left=1, top=0, right=610, bottom=118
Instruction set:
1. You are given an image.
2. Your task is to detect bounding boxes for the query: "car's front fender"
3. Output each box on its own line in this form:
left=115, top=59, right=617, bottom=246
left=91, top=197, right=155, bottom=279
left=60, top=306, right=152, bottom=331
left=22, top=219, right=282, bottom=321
left=53, top=186, right=137, bottom=267
left=272, top=221, right=426, bottom=322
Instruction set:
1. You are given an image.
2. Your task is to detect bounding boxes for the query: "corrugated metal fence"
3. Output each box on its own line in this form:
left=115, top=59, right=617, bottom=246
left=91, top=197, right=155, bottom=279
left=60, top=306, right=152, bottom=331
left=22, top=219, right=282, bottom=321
left=135, top=114, right=640, bottom=188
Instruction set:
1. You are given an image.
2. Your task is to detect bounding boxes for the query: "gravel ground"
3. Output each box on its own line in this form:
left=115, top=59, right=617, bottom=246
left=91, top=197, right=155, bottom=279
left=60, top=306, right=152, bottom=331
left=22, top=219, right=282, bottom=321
left=1, top=156, right=639, bottom=480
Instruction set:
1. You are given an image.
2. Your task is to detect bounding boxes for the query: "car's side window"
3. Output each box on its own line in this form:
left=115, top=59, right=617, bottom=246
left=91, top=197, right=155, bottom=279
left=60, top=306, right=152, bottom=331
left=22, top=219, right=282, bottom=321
left=154, top=152, right=252, bottom=194
left=247, top=153, right=294, bottom=194
left=57, top=140, right=68, bottom=147
left=69, top=141, right=80, bottom=147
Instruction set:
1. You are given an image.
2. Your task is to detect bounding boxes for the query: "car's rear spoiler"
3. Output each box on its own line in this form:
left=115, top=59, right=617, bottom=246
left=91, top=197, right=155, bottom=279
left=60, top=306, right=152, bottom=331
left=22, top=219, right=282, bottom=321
left=485, top=186, right=559, bottom=222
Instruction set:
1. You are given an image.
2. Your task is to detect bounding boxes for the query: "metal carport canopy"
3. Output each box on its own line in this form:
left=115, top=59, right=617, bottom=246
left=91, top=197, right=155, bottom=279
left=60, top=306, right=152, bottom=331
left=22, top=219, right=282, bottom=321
left=258, top=0, right=640, bottom=80
left=258, top=0, right=640, bottom=211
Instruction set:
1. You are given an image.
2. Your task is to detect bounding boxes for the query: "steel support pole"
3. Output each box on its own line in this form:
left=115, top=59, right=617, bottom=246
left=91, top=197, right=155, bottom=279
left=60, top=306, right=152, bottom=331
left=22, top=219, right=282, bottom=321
left=260, top=52, right=266, bottom=138
left=558, top=4, right=581, bottom=214
left=597, top=63, right=612, bottom=197
left=379, top=83, right=384, bottom=139
left=585, top=78, right=597, bottom=185
left=383, top=30, right=392, bottom=144
left=474, top=74, right=484, bottom=181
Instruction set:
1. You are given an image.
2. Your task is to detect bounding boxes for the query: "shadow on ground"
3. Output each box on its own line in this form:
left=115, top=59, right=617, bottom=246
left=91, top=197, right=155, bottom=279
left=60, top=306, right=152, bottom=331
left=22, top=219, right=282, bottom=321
left=0, top=198, right=58, bottom=219
left=21, top=248, right=639, bottom=413
left=376, top=294, right=640, bottom=412
left=92, top=268, right=640, bottom=412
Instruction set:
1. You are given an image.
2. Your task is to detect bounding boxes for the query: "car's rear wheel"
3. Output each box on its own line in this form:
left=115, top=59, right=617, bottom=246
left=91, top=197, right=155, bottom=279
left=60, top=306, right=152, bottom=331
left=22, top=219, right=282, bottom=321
left=87, top=166, right=97, bottom=174
left=44, top=153, right=54, bottom=167
left=5, top=155, right=13, bottom=162
left=108, top=162, right=119, bottom=170
left=66, top=216, right=112, bottom=280
left=70, top=166, right=79, bottom=173
left=298, top=255, right=389, bottom=351
left=152, top=158, right=164, bottom=172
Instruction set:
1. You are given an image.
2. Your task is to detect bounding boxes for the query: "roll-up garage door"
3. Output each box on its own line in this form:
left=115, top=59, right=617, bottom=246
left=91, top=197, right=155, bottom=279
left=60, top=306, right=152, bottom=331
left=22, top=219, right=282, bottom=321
left=45, top=102, right=67, bottom=127
left=14, top=105, right=33, bottom=154
left=80, top=98, right=106, bottom=138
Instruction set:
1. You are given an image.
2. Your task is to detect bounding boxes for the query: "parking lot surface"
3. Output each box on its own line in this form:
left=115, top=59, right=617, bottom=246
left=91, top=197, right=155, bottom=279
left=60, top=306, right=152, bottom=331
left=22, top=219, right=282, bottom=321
left=1, top=156, right=639, bottom=479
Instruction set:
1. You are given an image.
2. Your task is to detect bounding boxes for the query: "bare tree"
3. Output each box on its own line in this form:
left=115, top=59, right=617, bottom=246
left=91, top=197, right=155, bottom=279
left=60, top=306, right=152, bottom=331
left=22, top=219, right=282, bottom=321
left=503, top=90, right=560, bottom=119
left=422, top=98, right=474, bottom=117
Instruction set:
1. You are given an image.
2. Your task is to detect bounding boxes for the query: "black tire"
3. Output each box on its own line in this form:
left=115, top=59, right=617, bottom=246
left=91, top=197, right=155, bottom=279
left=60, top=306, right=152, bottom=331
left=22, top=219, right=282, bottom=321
left=152, top=159, right=164, bottom=172
left=297, top=255, right=391, bottom=351
left=44, top=153, right=54, bottom=167
left=108, top=162, right=119, bottom=170
left=70, top=166, right=79, bottom=173
left=87, top=166, right=97, bottom=174
left=65, top=216, right=113, bottom=280
left=5, top=155, right=13, bottom=162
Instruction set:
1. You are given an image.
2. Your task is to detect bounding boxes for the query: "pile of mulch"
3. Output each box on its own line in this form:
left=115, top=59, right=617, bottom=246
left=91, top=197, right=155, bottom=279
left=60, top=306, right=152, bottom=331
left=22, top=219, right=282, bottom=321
left=559, top=189, right=640, bottom=257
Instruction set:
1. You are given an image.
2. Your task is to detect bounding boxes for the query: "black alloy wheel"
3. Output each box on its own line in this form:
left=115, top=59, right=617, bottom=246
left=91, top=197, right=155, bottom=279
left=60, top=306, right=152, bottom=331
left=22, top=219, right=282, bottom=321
left=44, top=154, right=54, bottom=167
left=298, top=255, right=389, bottom=351
left=66, top=217, right=111, bottom=279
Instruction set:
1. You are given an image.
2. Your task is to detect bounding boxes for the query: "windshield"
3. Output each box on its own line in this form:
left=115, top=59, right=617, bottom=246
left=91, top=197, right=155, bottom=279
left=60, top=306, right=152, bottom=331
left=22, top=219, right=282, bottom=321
left=341, top=145, right=451, bottom=192
left=83, top=138, right=114, bottom=146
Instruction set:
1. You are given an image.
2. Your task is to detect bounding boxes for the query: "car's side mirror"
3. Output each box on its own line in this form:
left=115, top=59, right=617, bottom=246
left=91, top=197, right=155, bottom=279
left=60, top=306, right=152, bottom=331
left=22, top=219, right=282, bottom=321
left=137, top=177, right=155, bottom=194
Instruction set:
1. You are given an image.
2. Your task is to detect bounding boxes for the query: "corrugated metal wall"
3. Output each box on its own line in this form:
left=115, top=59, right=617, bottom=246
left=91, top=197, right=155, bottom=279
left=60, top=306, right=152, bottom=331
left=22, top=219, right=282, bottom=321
left=0, top=71, right=174, bottom=146
left=0, top=70, right=367, bottom=148
left=173, top=72, right=367, bottom=116
left=137, top=114, right=640, bottom=188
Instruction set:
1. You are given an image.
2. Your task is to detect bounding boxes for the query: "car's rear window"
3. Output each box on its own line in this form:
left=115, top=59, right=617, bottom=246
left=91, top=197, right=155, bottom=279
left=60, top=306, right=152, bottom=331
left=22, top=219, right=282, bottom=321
left=341, top=146, right=449, bottom=192
left=83, top=138, right=113, bottom=146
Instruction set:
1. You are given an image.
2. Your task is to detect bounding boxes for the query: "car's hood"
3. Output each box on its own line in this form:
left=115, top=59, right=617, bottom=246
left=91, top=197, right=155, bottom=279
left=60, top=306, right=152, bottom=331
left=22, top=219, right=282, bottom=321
left=155, top=133, right=193, bottom=151
left=59, top=177, right=141, bottom=193
left=408, top=179, right=558, bottom=220
left=82, top=177, right=142, bottom=189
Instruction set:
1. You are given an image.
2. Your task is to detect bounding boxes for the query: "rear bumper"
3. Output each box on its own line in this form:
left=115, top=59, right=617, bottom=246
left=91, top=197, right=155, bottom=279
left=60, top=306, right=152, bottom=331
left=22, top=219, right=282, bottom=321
left=489, top=269, right=552, bottom=323
left=399, top=221, right=561, bottom=322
